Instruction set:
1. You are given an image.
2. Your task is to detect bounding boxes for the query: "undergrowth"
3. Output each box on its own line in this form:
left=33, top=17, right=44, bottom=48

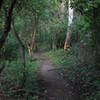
left=45, top=49, right=100, bottom=100
left=0, top=56, right=40, bottom=99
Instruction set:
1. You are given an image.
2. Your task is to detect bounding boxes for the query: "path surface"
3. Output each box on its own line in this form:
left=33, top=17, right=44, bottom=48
left=36, top=53, right=80, bottom=100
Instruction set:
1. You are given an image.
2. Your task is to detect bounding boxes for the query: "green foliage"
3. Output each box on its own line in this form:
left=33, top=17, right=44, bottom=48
left=45, top=49, right=100, bottom=100
left=25, top=60, right=39, bottom=91
left=71, top=14, right=94, bottom=47
left=0, top=0, right=100, bottom=99
left=37, top=18, right=67, bottom=50
left=4, top=34, right=20, bottom=60
left=72, top=0, right=100, bottom=47
left=45, top=49, right=77, bottom=67
left=1, top=56, right=40, bottom=98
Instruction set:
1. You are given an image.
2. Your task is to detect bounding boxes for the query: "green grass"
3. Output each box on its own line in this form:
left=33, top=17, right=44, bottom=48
left=45, top=49, right=100, bottom=100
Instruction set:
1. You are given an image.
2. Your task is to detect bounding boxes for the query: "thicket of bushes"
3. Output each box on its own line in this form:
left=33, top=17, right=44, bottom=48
left=45, top=49, right=100, bottom=100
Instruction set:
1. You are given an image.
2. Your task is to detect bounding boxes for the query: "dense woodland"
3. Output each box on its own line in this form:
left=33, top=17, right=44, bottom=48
left=0, top=0, right=100, bottom=100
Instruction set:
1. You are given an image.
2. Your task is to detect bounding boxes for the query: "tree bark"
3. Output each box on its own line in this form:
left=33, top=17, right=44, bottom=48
left=64, top=27, right=72, bottom=50
left=26, top=15, right=38, bottom=62
left=31, top=16, right=38, bottom=49
left=64, top=0, right=74, bottom=50
left=0, top=47, right=5, bottom=74
left=31, top=26, right=36, bottom=50
left=0, top=0, right=17, bottom=50
left=12, top=19, right=26, bottom=87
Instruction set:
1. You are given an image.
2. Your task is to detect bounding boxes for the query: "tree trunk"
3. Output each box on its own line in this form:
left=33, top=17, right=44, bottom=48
left=64, top=27, right=72, bottom=50
left=0, top=47, right=5, bottom=75
left=28, top=23, right=37, bottom=62
left=0, top=0, right=17, bottom=50
left=0, top=0, right=3, bottom=12
left=64, top=0, right=74, bottom=50
left=27, top=16, right=38, bottom=62
left=39, top=31, right=42, bottom=42
left=51, top=33, right=56, bottom=50
left=26, top=41, right=31, bottom=60
left=29, top=48, right=32, bottom=61
left=31, top=26, right=36, bottom=50
left=61, top=0, right=65, bottom=19
left=12, top=19, right=26, bottom=88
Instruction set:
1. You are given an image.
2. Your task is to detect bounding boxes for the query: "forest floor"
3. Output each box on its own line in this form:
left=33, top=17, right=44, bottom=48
left=36, top=53, right=80, bottom=100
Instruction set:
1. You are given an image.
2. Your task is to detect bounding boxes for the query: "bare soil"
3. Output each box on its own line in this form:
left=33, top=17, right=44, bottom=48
left=36, top=53, right=80, bottom=100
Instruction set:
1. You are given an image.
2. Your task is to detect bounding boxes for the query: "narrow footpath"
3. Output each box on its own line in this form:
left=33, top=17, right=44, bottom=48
left=36, top=53, right=80, bottom=100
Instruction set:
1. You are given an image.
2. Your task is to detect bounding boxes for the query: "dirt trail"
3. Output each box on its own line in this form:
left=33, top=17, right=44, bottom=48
left=36, top=53, right=80, bottom=100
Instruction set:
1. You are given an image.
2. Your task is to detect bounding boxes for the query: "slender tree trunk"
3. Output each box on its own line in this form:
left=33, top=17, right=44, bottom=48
left=61, top=0, right=65, bottom=19
left=50, top=33, right=56, bottom=50
left=26, top=42, right=31, bottom=60
left=39, top=31, right=42, bottom=42
left=32, top=26, right=36, bottom=50
left=0, top=47, right=5, bottom=74
left=0, top=23, right=5, bottom=74
left=64, top=0, right=74, bottom=50
left=25, top=15, right=39, bottom=62
left=0, top=0, right=17, bottom=50
left=64, top=27, right=72, bottom=50
left=0, top=0, right=3, bottom=12
left=29, top=47, right=33, bottom=62
left=52, top=36, right=56, bottom=50
left=27, top=16, right=38, bottom=62
left=30, top=25, right=36, bottom=61
left=50, top=36, right=53, bottom=49
left=12, top=19, right=26, bottom=87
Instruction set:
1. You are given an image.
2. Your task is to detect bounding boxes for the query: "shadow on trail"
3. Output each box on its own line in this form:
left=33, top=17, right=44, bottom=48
left=36, top=53, right=80, bottom=100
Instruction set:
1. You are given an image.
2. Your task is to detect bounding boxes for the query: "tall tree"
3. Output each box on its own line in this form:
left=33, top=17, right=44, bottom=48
left=0, top=0, right=17, bottom=50
left=26, top=15, right=39, bottom=61
left=64, top=0, right=74, bottom=50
